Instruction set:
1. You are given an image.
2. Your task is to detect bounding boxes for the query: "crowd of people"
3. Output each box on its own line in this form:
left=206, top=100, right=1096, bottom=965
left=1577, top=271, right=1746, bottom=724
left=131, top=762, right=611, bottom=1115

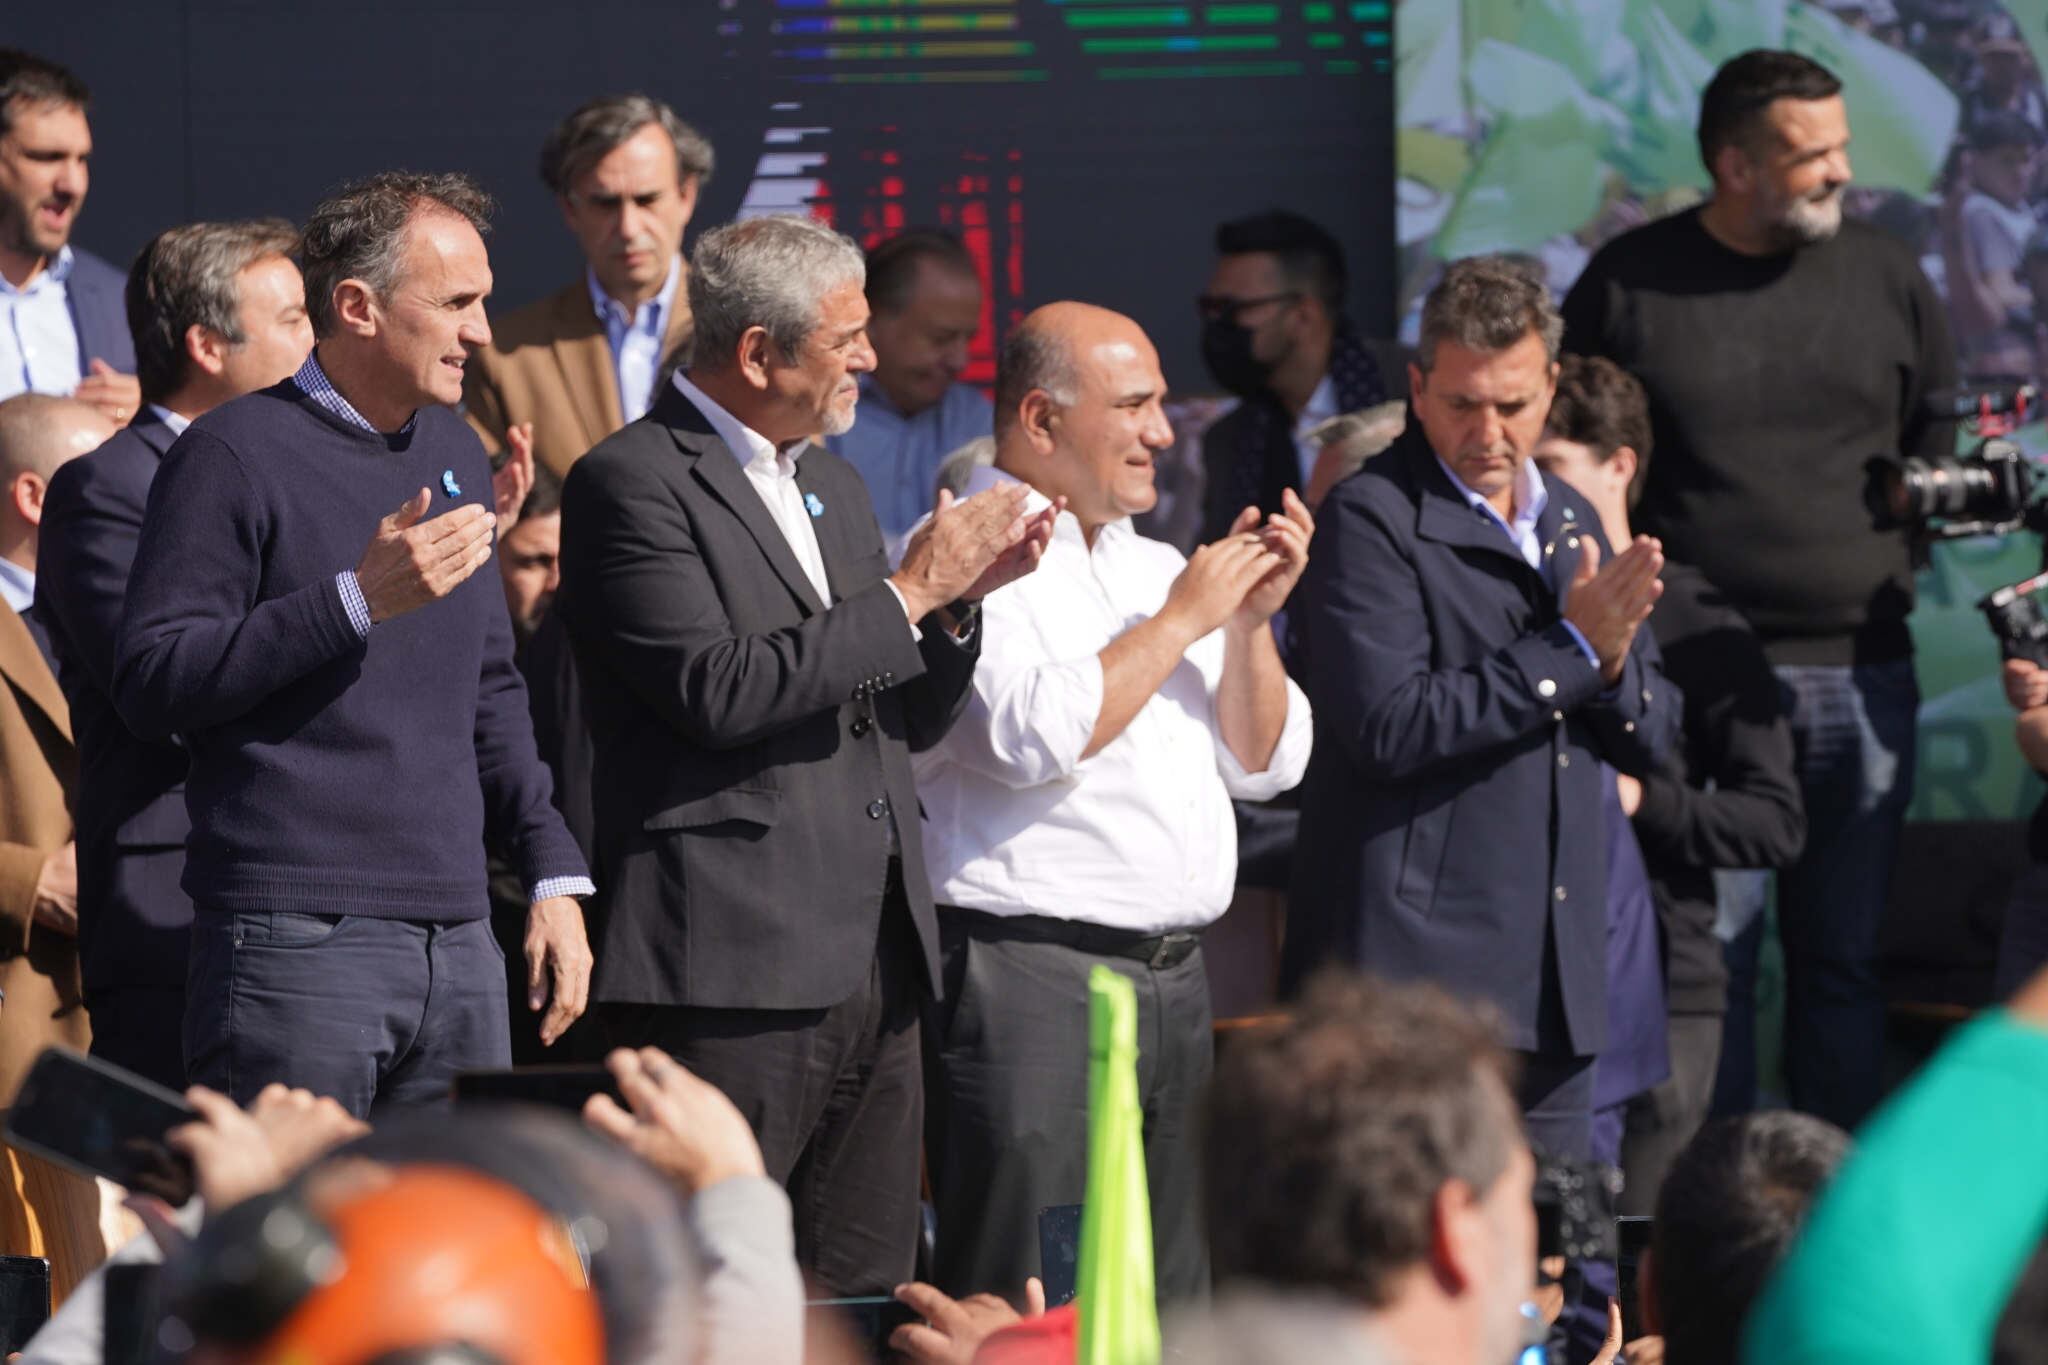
left=2, top=35, right=2047, bottom=1365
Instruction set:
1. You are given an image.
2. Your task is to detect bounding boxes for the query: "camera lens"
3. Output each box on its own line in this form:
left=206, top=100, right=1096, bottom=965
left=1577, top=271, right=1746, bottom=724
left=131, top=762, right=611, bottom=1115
left=1887, top=456, right=2002, bottom=521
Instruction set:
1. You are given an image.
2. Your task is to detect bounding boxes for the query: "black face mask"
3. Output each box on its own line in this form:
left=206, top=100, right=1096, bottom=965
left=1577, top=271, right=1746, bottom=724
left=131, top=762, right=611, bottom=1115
left=1200, top=317, right=1278, bottom=399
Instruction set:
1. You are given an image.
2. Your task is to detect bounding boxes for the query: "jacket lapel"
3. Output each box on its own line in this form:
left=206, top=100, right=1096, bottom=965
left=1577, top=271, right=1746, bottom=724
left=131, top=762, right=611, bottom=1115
left=657, top=388, right=828, bottom=617
left=0, top=605, right=71, bottom=745
left=1405, top=432, right=1537, bottom=571
left=549, top=285, right=625, bottom=449
left=794, top=452, right=864, bottom=606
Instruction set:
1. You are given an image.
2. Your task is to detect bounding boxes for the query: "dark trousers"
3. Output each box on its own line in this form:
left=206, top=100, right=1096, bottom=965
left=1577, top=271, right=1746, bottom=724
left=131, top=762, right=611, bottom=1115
left=599, top=896, right=926, bottom=1298
left=922, top=908, right=1213, bottom=1310
left=87, top=986, right=187, bottom=1091
left=1618, top=1012, right=1722, bottom=1216
left=1515, top=1048, right=1596, bottom=1163
left=1719, top=661, right=1916, bottom=1129
left=185, top=910, right=510, bottom=1117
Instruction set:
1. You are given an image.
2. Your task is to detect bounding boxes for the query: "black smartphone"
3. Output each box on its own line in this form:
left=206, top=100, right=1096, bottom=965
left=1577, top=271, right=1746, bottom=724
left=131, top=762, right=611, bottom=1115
left=1037, top=1203, right=1083, bottom=1308
left=101, top=1263, right=163, bottom=1365
left=808, top=1296, right=920, bottom=1357
left=451, top=1065, right=621, bottom=1113
left=1616, top=1215, right=1654, bottom=1343
left=4, top=1047, right=196, bottom=1204
left=0, top=1255, right=50, bottom=1353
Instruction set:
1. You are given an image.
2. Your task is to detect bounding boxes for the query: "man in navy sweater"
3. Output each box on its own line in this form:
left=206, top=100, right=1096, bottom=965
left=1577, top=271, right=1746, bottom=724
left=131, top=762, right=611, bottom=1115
left=113, top=173, right=593, bottom=1115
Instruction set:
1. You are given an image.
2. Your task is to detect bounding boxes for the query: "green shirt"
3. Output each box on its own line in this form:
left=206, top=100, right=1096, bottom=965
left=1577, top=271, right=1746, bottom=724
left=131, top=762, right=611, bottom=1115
left=1746, top=1012, right=2048, bottom=1363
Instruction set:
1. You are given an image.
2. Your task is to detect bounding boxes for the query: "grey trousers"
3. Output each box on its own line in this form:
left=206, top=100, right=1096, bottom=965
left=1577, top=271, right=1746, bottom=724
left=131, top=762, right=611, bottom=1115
left=922, top=909, right=1213, bottom=1309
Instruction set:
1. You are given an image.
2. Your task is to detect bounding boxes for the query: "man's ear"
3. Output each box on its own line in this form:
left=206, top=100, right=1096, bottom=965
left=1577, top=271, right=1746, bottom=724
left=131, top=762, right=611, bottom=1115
left=10, top=470, right=46, bottom=528
left=331, top=279, right=378, bottom=339
left=185, top=322, right=231, bottom=380
left=1018, top=389, right=1060, bottom=454
left=677, top=175, right=701, bottom=227
left=1713, top=141, right=1755, bottom=195
left=1608, top=444, right=1639, bottom=496
left=1429, top=1178, right=1483, bottom=1296
left=735, top=325, right=776, bottom=391
left=1408, top=361, right=1427, bottom=409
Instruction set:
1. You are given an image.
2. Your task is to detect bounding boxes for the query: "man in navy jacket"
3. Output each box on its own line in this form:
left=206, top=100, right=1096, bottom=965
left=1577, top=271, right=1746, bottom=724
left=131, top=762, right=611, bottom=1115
left=37, top=218, right=310, bottom=1088
left=1283, top=257, right=1680, bottom=1158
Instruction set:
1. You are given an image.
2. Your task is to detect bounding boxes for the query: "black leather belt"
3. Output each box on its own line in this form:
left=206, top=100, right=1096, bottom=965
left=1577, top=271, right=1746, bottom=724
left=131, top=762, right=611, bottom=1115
left=938, top=905, right=1202, bottom=971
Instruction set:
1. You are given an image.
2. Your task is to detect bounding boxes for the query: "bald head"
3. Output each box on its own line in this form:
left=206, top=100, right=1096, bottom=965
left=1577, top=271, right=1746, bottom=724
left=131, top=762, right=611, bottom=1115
left=0, top=393, right=113, bottom=568
left=994, top=301, right=1172, bottom=538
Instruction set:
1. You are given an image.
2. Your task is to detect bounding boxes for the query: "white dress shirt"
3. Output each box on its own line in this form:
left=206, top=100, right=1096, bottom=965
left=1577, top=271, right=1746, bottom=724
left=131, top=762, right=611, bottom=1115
left=147, top=403, right=192, bottom=437
left=1290, top=371, right=1339, bottom=487
left=0, top=245, right=84, bottom=403
left=673, top=371, right=834, bottom=603
left=0, top=558, right=32, bottom=616
left=912, top=463, right=1313, bottom=934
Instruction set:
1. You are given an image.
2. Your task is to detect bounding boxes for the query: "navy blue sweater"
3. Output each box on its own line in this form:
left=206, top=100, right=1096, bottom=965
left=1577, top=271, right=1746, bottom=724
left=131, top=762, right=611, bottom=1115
left=113, top=381, right=586, bottom=920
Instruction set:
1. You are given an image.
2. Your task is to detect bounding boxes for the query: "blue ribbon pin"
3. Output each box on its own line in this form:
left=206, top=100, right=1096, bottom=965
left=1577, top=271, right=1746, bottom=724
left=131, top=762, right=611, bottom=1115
left=441, top=469, right=462, bottom=498
left=804, top=492, right=825, bottom=519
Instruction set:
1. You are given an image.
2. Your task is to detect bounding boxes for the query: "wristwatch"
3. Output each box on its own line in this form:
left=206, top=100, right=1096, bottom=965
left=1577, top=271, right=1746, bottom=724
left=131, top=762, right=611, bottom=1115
left=943, top=597, right=983, bottom=643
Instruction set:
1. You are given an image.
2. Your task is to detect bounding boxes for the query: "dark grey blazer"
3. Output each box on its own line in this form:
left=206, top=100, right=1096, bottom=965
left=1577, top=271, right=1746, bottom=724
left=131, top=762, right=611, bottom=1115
left=1282, top=423, right=1682, bottom=1056
left=36, top=412, right=191, bottom=997
left=558, top=383, right=976, bottom=1010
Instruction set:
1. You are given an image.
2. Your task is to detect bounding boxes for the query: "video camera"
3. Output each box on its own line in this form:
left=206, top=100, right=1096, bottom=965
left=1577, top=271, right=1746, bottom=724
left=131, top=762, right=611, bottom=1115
left=1865, top=383, right=2043, bottom=540
left=1864, top=383, right=2048, bottom=667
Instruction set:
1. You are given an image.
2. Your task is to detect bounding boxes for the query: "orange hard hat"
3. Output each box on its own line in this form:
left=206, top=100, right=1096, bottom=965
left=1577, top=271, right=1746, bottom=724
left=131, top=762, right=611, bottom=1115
left=244, top=1164, right=604, bottom=1365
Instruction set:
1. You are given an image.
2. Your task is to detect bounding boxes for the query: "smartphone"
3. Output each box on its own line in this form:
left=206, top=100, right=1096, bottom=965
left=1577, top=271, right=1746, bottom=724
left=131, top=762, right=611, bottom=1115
left=101, top=1263, right=163, bottom=1365
left=4, top=1047, right=196, bottom=1205
left=0, top=1256, right=50, bottom=1353
left=1616, top=1215, right=1655, bottom=1343
left=808, top=1296, right=920, bottom=1356
left=451, top=1065, right=621, bottom=1113
left=1037, top=1203, right=1082, bottom=1309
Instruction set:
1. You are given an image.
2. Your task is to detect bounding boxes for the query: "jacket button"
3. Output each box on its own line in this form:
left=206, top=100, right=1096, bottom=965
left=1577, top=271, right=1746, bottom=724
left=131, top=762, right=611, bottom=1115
left=867, top=798, right=889, bottom=820
left=1623, top=720, right=1636, bottom=733
left=1641, top=689, right=1653, bottom=704
left=1556, top=753, right=1570, bottom=769
left=1551, top=710, right=1565, bottom=723
left=852, top=716, right=871, bottom=738
left=1537, top=679, right=1557, bottom=699
left=1554, top=885, right=1567, bottom=902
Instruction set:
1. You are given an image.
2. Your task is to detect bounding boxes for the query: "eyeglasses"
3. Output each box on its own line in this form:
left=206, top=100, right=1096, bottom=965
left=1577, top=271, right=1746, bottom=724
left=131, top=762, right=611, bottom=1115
left=1195, top=290, right=1301, bottom=323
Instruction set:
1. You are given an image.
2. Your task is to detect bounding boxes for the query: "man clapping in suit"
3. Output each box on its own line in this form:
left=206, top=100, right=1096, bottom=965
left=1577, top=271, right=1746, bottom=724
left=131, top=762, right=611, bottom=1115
left=559, top=213, right=1054, bottom=1295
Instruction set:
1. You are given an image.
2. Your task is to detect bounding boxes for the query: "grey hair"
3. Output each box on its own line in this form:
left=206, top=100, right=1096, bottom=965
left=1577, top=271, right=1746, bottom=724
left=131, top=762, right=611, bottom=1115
left=1415, top=255, right=1563, bottom=373
left=687, top=215, right=866, bottom=370
left=539, top=93, right=714, bottom=196
left=992, top=319, right=1079, bottom=437
left=127, top=218, right=299, bottom=405
left=300, top=171, right=495, bottom=339
left=934, top=435, right=996, bottom=500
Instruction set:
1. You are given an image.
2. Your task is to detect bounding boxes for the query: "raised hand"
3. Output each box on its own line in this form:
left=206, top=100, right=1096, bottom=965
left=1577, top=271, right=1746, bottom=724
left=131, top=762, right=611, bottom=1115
left=353, top=487, right=496, bottom=624
left=1563, top=535, right=1665, bottom=685
left=1230, top=487, right=1315, bottom=629
left=1161, top=530, right=1282, bottom=644
left=492, top=422, right=536, bottom=532
left=891, top=482, right=1031, bottom=621
left=582, top=1048, right=766, bottom=1195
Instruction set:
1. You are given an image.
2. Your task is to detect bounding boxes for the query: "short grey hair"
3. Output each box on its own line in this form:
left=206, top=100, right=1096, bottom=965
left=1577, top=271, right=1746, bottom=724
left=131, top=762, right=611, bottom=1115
left=127, top=218, right=299, bottom=405
left=300, top=171, right=495, bottom=339
left=934, top=435, right=996, bottom=500
left=1416, top=255, right=1562, bottom=373
left=687, top=215, right=866, bottom=371
left=992, top=319, right=1079, bottom=437
left=539, top=93, right=714, bottom=196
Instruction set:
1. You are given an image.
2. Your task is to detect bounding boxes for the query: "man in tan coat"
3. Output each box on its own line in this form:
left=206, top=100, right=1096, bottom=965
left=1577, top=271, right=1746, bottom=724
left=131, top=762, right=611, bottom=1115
left=463, top=94, right=710, bottom=476
left=0, top=393, right=113, bottom=1301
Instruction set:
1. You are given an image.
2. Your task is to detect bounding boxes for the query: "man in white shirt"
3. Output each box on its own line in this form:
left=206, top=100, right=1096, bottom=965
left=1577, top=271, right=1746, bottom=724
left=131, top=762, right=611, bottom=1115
left=913, top=301, right=1314, bottom=1307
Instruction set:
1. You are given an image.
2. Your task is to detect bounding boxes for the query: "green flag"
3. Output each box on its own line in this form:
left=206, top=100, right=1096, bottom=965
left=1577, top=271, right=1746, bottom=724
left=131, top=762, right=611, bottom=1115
left=1075, top=965, right=1159, bottom=1365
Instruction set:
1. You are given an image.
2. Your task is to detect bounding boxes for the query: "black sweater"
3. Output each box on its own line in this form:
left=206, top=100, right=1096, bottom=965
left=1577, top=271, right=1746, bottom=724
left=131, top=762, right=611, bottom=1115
left=1563, top=209, right=1956, bottom=665
left=1634, top=561, right=1808, bottom=1013
left=113, top=382, right=586, bottom=920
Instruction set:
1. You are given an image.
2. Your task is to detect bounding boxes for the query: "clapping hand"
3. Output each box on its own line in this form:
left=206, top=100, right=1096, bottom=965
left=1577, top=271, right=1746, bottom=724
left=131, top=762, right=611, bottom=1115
left=1228, top=488, right=1315, bottom=629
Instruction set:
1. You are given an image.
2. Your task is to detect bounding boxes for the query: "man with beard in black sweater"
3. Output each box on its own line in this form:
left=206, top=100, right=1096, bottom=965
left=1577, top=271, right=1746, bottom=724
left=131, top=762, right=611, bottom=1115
left=1562, top=50, right=1953, bottom=1129
left=1537, top=356, right=1809, bottom=1212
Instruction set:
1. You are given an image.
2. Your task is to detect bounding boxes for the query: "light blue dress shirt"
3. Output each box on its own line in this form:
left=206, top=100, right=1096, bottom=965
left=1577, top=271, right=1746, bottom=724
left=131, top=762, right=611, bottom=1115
left=828, top=374, right=994, bottom=539
left=0, top=245, right=83, bottom=403
left=0, top=558, right=32, bottom=616
left=1433, top=453, right=1602, bottom=668
left=589, top=255, right=681, bottom=425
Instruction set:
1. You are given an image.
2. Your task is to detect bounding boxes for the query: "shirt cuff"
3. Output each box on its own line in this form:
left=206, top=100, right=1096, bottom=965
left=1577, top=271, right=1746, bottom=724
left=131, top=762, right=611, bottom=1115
left=883, top=580, right=923, bottom=642
left=530, top=876, right=595, bottom=904
left=1560, top=619, right=1622, bottom=700
left=336, top=571, right=372, bottom=639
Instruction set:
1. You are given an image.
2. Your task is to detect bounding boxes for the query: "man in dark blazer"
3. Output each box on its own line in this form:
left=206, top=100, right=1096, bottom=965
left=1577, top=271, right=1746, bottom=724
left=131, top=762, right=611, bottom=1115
left=0, top=51, right=137, bottom=419
left=35, top=218, right=310, bottom=1088
left=559, top=214, right=1053, bottom=1295
left=1283, top=257, right=1681, bottom=1160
